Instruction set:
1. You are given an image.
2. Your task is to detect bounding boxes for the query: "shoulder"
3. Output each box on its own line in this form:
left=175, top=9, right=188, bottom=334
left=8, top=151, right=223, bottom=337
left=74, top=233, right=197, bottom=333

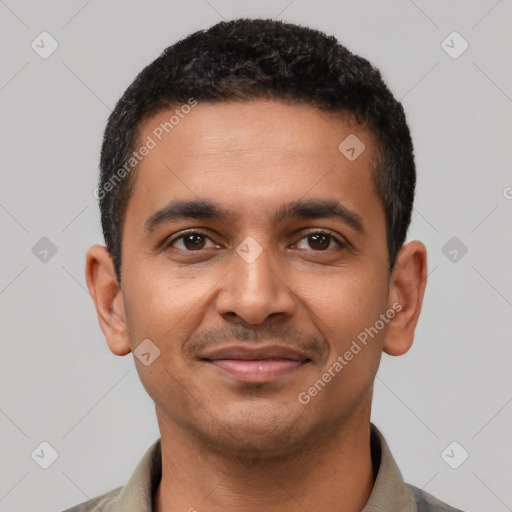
left=407, top=484, right=466, bottom=512
left=60, top=486, right=123, bottom=512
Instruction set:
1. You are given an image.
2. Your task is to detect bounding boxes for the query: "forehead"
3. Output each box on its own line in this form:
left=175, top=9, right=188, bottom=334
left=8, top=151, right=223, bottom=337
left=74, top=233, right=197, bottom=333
left=125, top=100, right=383, bottom=232
left=137, top=100, right=372, bottom=165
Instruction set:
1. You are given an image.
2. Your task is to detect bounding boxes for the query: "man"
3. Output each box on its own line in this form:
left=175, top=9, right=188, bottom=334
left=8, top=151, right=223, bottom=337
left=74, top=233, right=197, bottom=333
left=65, top=17, right=466, bottom=512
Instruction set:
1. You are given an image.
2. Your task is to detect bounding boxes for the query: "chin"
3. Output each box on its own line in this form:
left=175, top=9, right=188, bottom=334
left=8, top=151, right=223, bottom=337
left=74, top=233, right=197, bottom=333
left=200, top=407, right=315, bottom=460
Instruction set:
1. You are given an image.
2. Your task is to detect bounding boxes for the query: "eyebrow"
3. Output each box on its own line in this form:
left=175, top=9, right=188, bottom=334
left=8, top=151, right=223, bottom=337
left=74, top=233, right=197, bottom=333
left=144, top=198, right=365, bottom=235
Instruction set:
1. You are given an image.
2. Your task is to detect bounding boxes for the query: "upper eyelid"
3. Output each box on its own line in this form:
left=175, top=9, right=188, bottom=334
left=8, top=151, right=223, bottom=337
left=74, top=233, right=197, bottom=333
left=166, top=228, right=347, bottom=249
left=294, top=228, right=345, bottom=241
left=166, top=229, right=218, bottom=247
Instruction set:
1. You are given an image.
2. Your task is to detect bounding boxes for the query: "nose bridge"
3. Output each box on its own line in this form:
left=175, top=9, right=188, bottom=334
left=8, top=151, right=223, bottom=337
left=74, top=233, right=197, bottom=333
left=237, top=241, right=275, bottom=292
left=216, top=237, right=295, bottom=324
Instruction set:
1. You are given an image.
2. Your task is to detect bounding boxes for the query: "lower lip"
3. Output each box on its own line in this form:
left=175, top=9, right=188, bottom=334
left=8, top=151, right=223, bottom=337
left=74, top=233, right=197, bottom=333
left=207, top=359, right=307, bottom=382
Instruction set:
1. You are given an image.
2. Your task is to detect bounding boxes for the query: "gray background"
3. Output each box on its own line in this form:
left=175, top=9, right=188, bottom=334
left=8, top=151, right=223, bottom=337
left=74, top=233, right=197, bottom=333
left=1, top=1, right=511, bottom=511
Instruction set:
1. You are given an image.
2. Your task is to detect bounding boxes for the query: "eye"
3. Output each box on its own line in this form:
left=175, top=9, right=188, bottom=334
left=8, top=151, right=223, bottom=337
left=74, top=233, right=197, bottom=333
left=164, top=229, right=346, bottom=253
left=295, top=231, right=346, bottom=251
left=166, top=230, right=219, bottom=251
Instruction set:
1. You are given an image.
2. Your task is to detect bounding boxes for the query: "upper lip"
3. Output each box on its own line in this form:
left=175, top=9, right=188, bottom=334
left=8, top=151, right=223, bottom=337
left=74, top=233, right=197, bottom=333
left=201, top=345, right=311, bottom=361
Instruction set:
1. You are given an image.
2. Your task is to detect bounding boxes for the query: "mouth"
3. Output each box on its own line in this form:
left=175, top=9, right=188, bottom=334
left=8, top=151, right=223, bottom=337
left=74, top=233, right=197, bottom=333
left=204, top=358, right=310, bottom=382
left=200, top=345, right=312, bottom=383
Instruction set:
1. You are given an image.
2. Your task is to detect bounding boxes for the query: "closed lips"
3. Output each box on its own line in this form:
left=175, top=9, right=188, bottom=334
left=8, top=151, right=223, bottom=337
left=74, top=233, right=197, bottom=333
left=201, top=345, right=311, bottom=362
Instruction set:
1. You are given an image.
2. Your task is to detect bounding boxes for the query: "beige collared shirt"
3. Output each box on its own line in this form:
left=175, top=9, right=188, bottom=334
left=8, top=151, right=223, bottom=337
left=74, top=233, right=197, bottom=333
left=61, top=423, right=464, bottom=512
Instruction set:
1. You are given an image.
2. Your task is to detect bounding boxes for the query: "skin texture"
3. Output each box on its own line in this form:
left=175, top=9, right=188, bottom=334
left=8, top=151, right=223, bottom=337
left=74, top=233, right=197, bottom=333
left=85, top=100, right=427, bottom=512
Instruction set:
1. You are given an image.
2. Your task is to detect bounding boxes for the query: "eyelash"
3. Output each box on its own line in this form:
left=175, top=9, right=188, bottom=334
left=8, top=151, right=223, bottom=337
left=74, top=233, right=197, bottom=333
left=165, top=229, right=347, bottom=251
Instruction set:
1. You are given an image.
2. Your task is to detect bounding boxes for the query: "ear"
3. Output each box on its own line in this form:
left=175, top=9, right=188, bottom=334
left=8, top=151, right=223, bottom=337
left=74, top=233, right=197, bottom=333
left=383, top=240, right=428, bottom=357
left=85, top=245, right=131, bottom=356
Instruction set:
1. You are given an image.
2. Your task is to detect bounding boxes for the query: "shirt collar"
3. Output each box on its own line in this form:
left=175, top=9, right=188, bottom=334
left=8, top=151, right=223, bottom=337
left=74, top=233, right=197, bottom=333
left=114, top=422, right=417, bottom=512
left=115, top=436, right=162, bottom=511
left=363, top=423, right=417, bottom=511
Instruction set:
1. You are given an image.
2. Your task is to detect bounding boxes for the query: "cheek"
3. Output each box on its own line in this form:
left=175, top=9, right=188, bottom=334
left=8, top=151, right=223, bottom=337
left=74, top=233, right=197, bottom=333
left=294, top=262, right=388, bottom=403
left=121, top=260, right=217, bottom=343
left=120, top=269, right=211, bottom=415
left=294, top=262, right=388, bottom=344
left=297, top=271, right=387, bottom=419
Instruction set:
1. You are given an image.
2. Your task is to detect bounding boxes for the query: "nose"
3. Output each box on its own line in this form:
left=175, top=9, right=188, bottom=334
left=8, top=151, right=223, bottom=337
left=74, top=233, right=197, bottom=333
left=215, top=243, right=296, bottom=325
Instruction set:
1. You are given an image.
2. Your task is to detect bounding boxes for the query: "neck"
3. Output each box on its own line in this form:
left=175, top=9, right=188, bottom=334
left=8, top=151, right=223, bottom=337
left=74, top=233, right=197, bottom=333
left=152, top=414, right=375, bottom=512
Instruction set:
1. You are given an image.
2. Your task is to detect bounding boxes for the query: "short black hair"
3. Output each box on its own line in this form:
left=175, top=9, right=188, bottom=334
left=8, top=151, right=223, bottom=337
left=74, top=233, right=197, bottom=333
left=98, top=17, right=416, bottom=283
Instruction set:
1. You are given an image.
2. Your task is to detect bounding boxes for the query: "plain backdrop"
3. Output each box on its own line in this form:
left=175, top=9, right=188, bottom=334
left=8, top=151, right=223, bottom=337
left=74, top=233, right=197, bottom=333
left=1, top=1, right=511, bottom=511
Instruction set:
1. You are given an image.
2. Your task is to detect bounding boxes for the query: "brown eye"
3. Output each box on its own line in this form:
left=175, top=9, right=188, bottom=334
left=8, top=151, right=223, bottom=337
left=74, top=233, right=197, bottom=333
left=181, top=233, right=206, bottom=250
left=308, top=233, right=331, bottom=250
left=166, top=231, right=218, bottom=251
left=296, top=231, right=345, bottom=251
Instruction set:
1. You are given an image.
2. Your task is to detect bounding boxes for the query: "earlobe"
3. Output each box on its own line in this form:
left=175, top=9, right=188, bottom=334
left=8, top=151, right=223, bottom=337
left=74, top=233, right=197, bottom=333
left=85, top=245, right=131, bottom=356
left=383, top=240, right=428, bottom=357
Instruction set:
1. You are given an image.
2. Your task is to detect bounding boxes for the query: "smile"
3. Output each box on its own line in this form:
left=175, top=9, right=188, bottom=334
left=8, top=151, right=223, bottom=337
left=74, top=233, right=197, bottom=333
left=204, top=358, right=310, bottom=382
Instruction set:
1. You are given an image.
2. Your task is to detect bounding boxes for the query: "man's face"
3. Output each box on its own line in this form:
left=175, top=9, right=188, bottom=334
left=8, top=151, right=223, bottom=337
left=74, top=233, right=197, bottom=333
left=116, top=100, right=392, bottom=456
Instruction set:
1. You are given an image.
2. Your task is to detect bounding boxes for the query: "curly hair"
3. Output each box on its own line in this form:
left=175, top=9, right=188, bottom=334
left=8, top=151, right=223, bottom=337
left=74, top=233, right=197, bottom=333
left=98, top=18, right=416, bottom=283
